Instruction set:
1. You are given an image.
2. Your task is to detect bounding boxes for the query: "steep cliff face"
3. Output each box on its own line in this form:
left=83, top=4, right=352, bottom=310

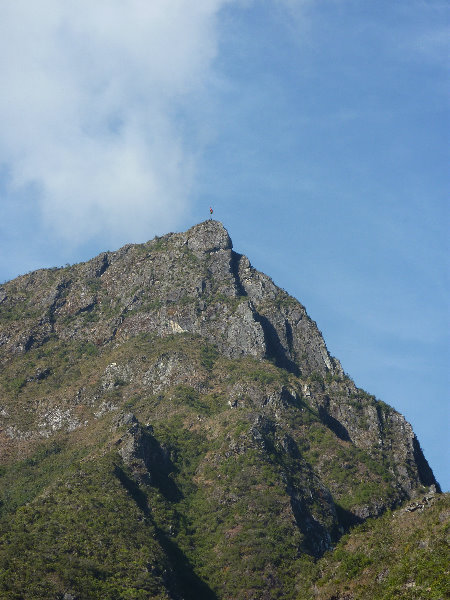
left=0, top=221, right=337, bottom=375
left=0, top=221, right=441, bottom=599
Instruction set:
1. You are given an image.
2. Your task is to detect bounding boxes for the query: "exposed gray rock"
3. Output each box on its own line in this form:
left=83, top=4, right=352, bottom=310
left=0, top=221, right=339, bottom=376
left=185, top=220, right=232, bottom=253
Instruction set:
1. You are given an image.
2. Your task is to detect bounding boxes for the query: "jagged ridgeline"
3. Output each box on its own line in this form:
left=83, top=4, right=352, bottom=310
left=0, top=221, right=443, bottom=599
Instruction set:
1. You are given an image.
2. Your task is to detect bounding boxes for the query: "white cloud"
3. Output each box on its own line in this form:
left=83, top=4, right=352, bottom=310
left=0, top=0, right=233, bottom=246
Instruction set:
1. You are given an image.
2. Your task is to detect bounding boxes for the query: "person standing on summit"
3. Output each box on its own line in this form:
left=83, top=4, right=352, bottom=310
left=209, top=206, right=213, bottom=216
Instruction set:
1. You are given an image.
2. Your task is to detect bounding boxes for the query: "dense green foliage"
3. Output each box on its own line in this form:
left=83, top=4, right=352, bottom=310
left=0, top=454, right=173, bottom=599
left=299, top=493, right=450, bottom=600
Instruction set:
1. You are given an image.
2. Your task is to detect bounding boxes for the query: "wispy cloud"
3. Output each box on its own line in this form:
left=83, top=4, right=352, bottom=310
left=0, top=0, right=233, bottom=247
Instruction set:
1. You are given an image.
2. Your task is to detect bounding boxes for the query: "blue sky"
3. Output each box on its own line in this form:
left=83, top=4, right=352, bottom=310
left=0, top=0, right=448, bottom=489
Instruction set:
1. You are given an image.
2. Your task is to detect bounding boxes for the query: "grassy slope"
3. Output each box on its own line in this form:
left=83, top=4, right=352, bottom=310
left=298, top=493, right=449, bottom=600
left=0, top=452, right=174, bottom=599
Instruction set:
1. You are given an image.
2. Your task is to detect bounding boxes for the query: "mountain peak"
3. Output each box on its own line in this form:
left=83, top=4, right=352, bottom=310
left=185, top=219, right=232, bottom=253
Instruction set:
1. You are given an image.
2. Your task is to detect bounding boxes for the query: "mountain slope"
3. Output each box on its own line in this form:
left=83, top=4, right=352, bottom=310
left=299, top=490, right=449, bottom=600
left=0, top=220, right=443, bottom=599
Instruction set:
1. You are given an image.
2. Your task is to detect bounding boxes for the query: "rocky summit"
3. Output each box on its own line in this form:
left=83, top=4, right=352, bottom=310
left=0, top=220, right=446, bottom=600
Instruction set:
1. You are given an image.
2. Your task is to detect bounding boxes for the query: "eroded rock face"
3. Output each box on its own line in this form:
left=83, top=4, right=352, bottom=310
left=1, top=220, right=336, bottom=377
left=186, top=220, right=232, bottom=254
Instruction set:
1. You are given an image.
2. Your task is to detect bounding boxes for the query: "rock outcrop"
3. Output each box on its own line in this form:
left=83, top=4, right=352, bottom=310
left=0, top=221, right=339, bottom=376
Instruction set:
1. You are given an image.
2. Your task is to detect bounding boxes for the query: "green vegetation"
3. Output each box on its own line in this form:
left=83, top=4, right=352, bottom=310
left=0, top=454, right=174, bottom=599
left=0, top=293, right=39, bottom=323
left=200, top=343, right=219, bottom=371
left=148, top=236, right=170, bottom=252
left=224, top=356, right=289, bottom=387
left=273, top=291, right=300, bottom=311
left=170, top=385, right=225, bottom=416
left=305, top=494, right=450, bottom=600
left=0, top=438, right=88, bottom=520
left=203, top=292, right=246, bottom=313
